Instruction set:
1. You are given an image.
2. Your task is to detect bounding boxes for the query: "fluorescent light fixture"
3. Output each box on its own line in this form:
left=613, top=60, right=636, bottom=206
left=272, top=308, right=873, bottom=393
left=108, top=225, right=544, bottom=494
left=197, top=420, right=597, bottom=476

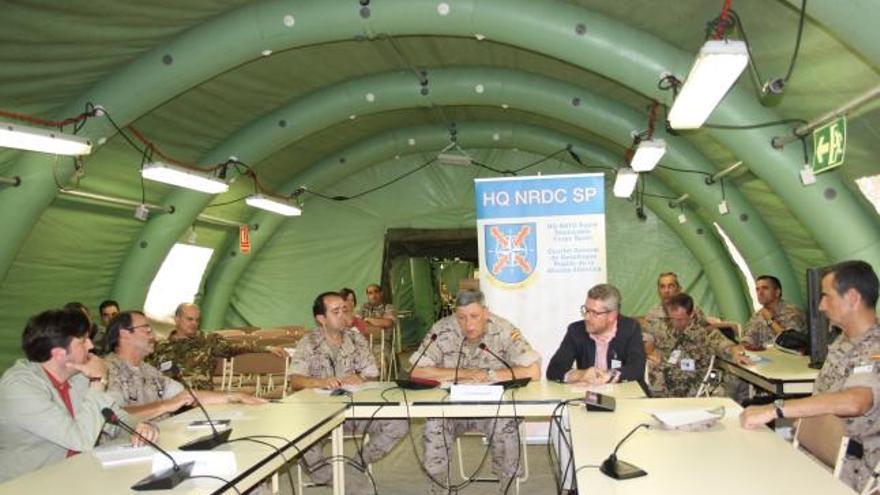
left=141, top=161, right=229, bottom=194
left=613, top=168, right=639, bottom=198
left=667, top=40, right=749, bottom=129
left=437, top=152, right=473, bottom=165
left=0, top=121, right=92, bottom=156
left=630, top=138, right=666, bottom=172
left=245, top=194, right=302, bottom=216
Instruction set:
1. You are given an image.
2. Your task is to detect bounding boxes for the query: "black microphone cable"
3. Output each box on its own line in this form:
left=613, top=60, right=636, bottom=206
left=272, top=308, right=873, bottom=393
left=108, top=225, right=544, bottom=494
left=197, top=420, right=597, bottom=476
left=189, top=474, right=242, bottom=494
left=452, top=337, right=467, bottom=385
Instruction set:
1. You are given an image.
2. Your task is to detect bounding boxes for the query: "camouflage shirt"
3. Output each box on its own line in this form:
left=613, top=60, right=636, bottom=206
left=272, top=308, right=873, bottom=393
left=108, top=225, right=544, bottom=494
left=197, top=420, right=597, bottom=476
left=105, top=354, right=184, bottom=412
left=358, top=302, right=396, bottom=321
left=148, top=331, right=263, bottom=390
left=650, top=318, right=733, bottom=398
left=411, top=312, right=540, bottom=371
left=743, top=299, right=807, bottom=347
left=288, top=327, right=378, bottom=379
left=814, top=324, right=880, bottom=490
left=643, top=302, right=708, bottom=344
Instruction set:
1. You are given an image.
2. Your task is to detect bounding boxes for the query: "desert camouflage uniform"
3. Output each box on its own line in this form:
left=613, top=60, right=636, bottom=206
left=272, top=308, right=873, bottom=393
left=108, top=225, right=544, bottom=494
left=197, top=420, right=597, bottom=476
left=650, top=317, right=733, bottom=398
left=358, top=302, right=396, bottom=321
left=105, top=354, right=184, bottom=415
left=642, top=302, right=709, bottom=344
left=814, top=325, right=880, bottom=491
left=290, top=327, right=407, bottom=493
left=148, top=331, right=263, bottom=390
left=412, top=313, right=540, bottom=495
left=743, top=300, right=807, bottom=347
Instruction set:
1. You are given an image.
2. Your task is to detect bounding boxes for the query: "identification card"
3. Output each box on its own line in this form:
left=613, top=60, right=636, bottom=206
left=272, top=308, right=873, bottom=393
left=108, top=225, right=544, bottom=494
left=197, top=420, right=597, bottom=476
left=668, top=349, right=682, bottom=365
left=611, top=359, right=622, bottom=370
left=854, top=363, right=875, bottom=375
left=680, top=358, right=696, bottom=371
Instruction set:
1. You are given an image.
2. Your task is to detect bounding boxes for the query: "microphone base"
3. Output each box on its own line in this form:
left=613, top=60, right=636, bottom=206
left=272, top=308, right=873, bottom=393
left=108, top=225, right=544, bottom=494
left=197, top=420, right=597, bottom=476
left=131, top=461, right=195, bottom=491
left=395, top=378, right=440, bottom=390
left=179, top=428, right=232, bottom=451
left=600, top=457, right=647, bottom=480
left=492, top=378, right=531, bottom=390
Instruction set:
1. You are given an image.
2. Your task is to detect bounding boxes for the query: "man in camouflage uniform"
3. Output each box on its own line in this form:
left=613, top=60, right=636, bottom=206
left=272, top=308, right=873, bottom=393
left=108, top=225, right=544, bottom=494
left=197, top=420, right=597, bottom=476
left=289, top=291, right=408, bottom=494
left=649, top=293, right=751, bottom=397
left=358, top=284, right=396, bottom=331
left=743, top=275, right=807, bottom=348
left=148, top=303, right=285, bottom=390
left=105, top=310, right=264, bottom=421
left=742, top=261, right=880, bottom=492
left=411, top=289, right=541, bottom=495
left=642, top=272, right=711, bottom=351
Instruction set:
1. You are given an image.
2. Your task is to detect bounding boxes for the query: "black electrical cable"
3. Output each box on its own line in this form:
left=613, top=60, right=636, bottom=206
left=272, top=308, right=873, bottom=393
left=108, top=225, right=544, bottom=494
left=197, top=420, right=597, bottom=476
left=703, top=118, right=808, bottom=130
left=501, top=388, right=521, bottom=495
left=656, top=164, right=712, bottom=178
left=546, top=398, right=583, bottom=494
left=726, top=9, right=764, bottom=91
left=304, top=157, right=437, bottom=201
left=784, top=0, right=808, bottom=82
left=189, top=475, right=242, bottom=495
left=226, top=436, right=298, bottom=495
left=204, top=195, right=249, bottom=208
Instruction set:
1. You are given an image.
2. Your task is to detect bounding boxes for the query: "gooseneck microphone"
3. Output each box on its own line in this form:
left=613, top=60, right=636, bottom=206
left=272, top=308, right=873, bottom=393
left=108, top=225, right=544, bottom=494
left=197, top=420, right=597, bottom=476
left=101, top=408, right=195, bottom=491
left=396, top=333, right=440, bottom=390
left=167, top=364, right=232, bottom=451
left=452, top=336, right=468, bottom=385
left=477, top=343, right=531, bottom=389
left=599, top=423, right=650, bottom=480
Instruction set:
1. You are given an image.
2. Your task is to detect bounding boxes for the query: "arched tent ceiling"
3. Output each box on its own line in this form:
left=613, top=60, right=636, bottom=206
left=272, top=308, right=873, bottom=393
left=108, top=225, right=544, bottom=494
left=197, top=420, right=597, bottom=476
left=0, top=0, right=877, bottom=369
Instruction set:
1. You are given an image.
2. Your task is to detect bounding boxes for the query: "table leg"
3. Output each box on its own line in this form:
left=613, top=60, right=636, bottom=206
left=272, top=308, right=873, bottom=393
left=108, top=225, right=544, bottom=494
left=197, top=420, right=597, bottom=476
left=380, top=328, right=386, bottom=381
left=332, top=424, right=345, bottom=495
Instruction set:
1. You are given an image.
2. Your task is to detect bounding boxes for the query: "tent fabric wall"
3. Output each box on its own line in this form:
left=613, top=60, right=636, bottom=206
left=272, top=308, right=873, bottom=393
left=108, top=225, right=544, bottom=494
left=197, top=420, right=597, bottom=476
left=228, top=150, right=720, bottom=335
left=0, top=0, right=876, bottom=373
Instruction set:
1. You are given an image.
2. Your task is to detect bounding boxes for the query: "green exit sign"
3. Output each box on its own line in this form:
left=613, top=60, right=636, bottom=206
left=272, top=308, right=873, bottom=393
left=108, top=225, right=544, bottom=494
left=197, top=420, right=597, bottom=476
left=812, top=116, right=846, bottom=173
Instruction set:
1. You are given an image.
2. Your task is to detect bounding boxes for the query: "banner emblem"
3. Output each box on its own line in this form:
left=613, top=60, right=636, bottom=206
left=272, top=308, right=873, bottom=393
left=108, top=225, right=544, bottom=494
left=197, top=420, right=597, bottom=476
left=484, top=223, right=537, bottom=286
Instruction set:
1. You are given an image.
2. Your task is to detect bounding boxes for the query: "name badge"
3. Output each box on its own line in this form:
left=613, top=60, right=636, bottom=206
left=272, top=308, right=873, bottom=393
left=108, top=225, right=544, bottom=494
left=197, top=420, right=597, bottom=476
left=611, top=359, right=622, bottom=370
left=680, top=358, right=696, bottom=372
left=668, top=349, right=682, bottom=365
left=853, top=364, right=874, bottom=375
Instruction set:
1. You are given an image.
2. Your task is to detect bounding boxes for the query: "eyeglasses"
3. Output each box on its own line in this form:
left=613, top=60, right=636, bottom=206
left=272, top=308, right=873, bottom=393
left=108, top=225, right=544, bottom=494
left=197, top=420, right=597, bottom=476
left=580, top=306, right=612, bottom=318
left=126, top=324, right=153, bottom=334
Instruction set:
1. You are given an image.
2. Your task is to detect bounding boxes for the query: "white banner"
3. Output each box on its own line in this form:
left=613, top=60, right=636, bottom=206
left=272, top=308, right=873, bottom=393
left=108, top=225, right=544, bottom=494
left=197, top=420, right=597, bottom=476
left=475, top=173, right=607, bottom=374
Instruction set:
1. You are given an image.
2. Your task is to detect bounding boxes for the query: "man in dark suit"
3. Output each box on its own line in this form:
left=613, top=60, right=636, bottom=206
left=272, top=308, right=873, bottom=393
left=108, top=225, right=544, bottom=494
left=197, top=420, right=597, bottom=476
left=546, top=283, right=646, bottom=385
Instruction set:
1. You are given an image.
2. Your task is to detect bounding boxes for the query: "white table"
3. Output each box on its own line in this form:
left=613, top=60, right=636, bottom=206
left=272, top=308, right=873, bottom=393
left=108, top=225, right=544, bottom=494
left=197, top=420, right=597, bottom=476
left=718, top=346, right=819, bottom=395
left=0, top=402, right=347, bottom=494
left=570, top=397, right=853, bottom=495
left=283, top=379, right=647, bottom=494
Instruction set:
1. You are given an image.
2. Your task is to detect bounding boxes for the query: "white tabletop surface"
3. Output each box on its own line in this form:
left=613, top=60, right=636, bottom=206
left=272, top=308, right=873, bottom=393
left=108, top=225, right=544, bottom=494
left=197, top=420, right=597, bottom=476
left=570, top=397, right=853, bottom=495
left=0, top=402, right=347, bottom=494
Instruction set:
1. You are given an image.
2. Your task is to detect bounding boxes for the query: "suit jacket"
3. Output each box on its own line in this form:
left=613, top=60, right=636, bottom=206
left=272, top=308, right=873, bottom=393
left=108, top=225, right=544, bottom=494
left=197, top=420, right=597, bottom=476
left=545, top=315, right=646, bottom=384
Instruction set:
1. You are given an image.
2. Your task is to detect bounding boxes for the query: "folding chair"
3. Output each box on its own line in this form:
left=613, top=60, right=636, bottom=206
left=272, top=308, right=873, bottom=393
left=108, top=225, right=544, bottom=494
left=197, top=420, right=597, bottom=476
left=695, top=355, right=717, bottom=398
left=227, top=352, right=289, bottom=399
left=296, top=432, right=372, bottom=492
left=793, top=414, right=849, bottom=479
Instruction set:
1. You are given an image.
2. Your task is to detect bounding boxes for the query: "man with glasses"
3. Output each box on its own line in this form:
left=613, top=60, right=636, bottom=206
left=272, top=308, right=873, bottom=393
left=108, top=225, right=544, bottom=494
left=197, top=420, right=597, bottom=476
left=105, top=311, right=264, bottom=421
left=546, top=284, right=646, bottom=386
left=0, top=308, right=154, bottom=482
left=149, top=303, right=285, bottom=390
left=649, top=293, right=751, bottom=397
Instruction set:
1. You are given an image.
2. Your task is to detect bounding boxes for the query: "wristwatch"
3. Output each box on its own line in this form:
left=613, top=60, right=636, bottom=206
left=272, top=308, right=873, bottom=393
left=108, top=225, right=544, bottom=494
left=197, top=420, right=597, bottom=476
left=89, top=375, right=109, bottom=387
left=773, top=398, right=785, bottom=419
left=487, top=368, right=497, bottom=382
